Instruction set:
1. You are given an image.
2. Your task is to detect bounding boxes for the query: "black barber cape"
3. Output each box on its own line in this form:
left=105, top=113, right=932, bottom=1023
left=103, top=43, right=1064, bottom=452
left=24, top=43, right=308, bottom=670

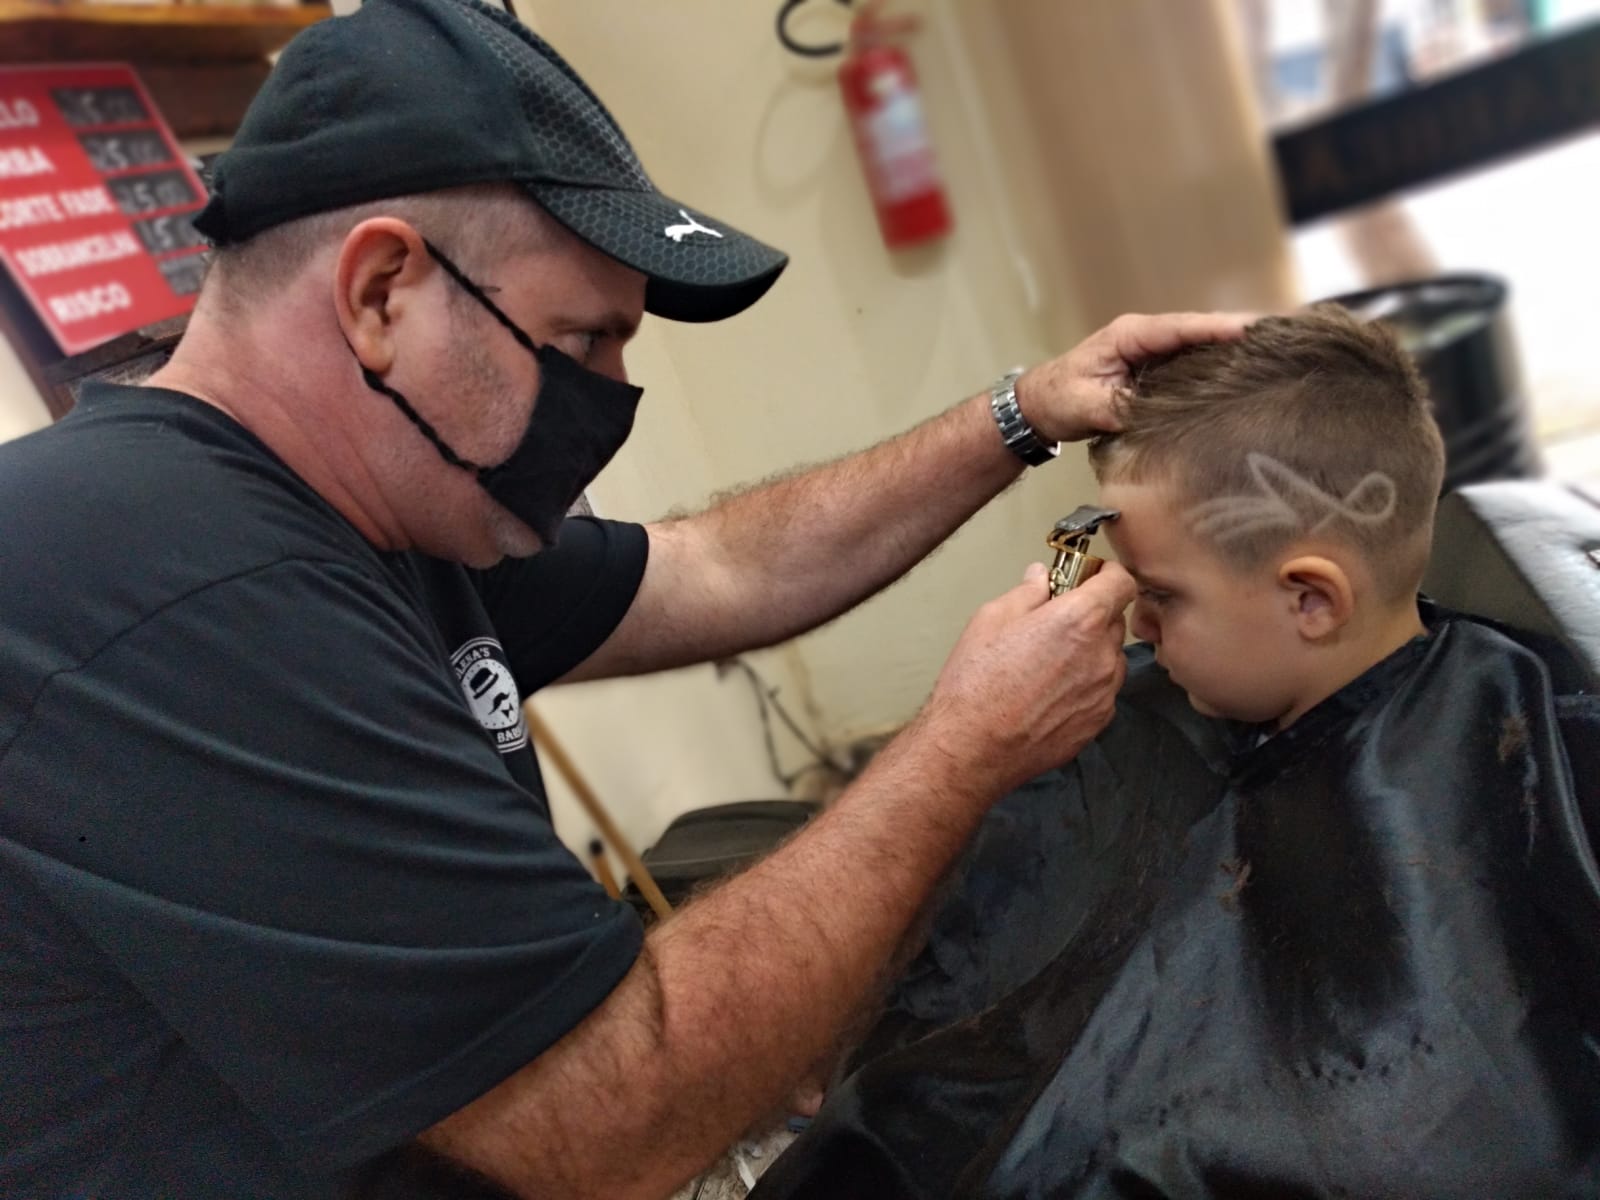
left=755, top=615, right=1600, bottom=1199
left=0, top=384, right=647, bottom=1197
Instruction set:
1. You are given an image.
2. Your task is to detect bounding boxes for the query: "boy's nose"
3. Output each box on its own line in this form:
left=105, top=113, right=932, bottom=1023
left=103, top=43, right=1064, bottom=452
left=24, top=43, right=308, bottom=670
left=1130, top=600, right=1160, bottom=645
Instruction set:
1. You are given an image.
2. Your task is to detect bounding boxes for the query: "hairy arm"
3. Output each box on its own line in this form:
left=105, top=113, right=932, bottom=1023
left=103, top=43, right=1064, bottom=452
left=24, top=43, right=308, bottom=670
left=567, top=391, right=1017, bottom=680
left=422, top=565, right=1137, bottom=1199
left=423, top=733, right=991, bottom=1197
left=563, top=312, right=1250, bottom=682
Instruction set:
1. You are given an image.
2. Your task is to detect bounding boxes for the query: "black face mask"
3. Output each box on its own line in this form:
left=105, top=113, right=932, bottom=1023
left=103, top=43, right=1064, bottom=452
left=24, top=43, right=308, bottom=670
left=356, top=240, right=643, bottom=548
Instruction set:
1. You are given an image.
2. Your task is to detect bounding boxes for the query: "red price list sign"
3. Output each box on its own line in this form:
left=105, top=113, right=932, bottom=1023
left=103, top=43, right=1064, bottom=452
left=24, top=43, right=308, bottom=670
left=0, top=65, right=210, bottom=356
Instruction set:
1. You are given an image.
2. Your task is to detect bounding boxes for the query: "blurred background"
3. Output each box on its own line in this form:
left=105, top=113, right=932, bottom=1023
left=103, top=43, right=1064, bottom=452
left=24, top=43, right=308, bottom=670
left=2, top=0, right=1596, bottom=868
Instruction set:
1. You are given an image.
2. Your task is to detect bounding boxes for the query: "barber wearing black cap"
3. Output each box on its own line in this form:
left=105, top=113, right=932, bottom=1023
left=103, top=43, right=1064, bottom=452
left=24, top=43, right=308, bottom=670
left=0, top=1, right=1244, bottom=1196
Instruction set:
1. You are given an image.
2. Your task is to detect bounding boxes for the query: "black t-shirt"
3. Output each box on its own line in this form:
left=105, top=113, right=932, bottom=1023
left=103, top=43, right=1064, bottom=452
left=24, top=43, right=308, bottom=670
left=0, top=383, right=648, bottom=1197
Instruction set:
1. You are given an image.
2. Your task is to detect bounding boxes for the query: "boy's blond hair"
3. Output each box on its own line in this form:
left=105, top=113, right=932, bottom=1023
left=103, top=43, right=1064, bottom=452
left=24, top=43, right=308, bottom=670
left=1088, top=305, right=1445, bottom=600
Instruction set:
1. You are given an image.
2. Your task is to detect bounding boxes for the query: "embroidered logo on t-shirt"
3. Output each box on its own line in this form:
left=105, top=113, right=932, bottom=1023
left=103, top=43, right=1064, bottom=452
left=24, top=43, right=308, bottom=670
left=450, top=637, right=529, bottom=754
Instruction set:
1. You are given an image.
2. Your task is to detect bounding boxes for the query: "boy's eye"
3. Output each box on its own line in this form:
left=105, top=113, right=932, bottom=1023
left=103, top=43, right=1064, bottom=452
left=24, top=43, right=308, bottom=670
left=1138, top=587, right=1173, bottom=605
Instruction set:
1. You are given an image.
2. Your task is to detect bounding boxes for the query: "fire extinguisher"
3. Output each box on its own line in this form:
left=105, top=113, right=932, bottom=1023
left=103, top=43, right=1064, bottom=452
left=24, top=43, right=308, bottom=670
left=778, top=0, right=953, bottom=249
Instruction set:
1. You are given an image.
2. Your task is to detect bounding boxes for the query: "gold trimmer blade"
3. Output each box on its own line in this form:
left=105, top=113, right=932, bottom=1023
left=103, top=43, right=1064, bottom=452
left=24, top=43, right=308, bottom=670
left=1046, top=505, right=1120, bottom=597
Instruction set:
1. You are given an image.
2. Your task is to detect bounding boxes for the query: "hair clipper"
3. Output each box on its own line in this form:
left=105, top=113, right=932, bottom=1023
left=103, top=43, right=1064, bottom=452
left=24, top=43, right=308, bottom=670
left=1046, top=505, right=1120, bottom=597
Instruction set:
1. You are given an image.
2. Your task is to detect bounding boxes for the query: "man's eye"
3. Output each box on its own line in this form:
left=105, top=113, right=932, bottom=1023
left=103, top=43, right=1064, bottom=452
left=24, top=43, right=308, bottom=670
left=1139, top=588, right=1173, bottom=605
left=563, top=331, right=599, bottom=360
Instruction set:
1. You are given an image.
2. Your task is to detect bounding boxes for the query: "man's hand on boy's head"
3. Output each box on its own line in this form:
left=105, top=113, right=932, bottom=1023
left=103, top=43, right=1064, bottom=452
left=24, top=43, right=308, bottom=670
left=1016, top=311, right=1254, bottom=444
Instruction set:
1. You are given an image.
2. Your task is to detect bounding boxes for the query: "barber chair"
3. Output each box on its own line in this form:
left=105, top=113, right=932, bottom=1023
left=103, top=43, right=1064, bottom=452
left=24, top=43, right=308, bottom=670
left=1424, top=479, right=1600, bottom=685
left=623, top=799, right=820, bottom=919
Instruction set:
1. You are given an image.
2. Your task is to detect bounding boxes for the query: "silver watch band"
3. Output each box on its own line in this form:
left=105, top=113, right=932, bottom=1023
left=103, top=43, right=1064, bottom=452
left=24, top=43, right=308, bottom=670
left=990, top=369, right=1060, bottom=467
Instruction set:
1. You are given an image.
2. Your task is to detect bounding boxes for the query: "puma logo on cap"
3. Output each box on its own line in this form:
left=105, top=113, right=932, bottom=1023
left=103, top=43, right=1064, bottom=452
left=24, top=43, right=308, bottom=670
left=664, top=209, right=723, bottom=242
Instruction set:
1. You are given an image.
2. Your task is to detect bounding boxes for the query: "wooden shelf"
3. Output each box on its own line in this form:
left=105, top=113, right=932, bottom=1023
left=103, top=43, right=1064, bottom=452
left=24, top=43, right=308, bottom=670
left=0, top=1, right=329, bottom=63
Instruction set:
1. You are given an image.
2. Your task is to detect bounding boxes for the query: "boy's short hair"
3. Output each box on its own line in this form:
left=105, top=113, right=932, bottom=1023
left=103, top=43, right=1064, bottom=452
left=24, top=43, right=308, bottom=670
left=1088, top=304, right=1446, bottom=599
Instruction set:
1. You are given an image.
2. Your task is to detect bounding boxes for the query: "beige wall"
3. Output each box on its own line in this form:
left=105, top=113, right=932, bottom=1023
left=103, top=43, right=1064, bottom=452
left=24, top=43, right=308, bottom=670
left=0, top=338, right=49, bottom=444
left=981, top=0, right=1299, bottom=326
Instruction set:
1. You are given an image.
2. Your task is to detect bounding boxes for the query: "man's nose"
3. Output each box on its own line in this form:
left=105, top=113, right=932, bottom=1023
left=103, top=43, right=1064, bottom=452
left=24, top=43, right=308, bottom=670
left=597, top=345, right=629, bottom=385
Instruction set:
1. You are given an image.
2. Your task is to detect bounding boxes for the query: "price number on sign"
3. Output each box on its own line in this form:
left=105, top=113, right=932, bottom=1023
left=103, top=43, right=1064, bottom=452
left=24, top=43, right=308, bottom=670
left=158, top=253, right=208, bottom=297
left=50, top=86, right=151, bottom=129
left=77, top=130, right=173, bottom=174
left=133, top=213, right=205, bottom=255
left=105, top=170, right=199, bottom=217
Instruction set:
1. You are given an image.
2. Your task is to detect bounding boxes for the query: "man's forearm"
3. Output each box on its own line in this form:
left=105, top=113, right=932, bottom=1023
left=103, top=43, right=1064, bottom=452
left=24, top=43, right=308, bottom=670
left=657, top=309, right=1254, bottom=650
left=565, top=311, right=1250, bottom=684
left=562, top=391, right=1023, bottom=682
left=420, top=716, right=1003, bottom=1198
left=687, top=391, right=1022, bottom=647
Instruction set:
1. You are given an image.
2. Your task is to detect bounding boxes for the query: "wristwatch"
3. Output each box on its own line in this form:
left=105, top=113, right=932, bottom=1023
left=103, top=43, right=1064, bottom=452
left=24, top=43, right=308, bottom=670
left=989, top=368, right=1059, bottom=467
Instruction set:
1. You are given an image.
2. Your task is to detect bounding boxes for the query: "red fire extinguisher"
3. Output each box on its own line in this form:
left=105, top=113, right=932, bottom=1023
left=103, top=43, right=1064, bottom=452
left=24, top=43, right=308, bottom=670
left=780, top=0, right=953, bottom=249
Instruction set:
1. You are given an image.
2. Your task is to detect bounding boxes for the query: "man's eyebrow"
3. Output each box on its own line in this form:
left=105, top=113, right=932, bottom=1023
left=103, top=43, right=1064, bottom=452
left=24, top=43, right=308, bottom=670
left=562, top=311, right=640, bottom=340
left=600, top=311, right=641, bottom=339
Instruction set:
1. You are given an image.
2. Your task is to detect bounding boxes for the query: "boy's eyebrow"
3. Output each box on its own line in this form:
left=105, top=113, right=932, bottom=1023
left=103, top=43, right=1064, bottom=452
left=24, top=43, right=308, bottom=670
left=1128, top=566, right=1180, bottom=591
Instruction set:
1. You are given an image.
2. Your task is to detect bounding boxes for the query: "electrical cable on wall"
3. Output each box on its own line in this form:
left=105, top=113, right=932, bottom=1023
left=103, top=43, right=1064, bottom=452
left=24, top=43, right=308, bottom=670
left=716, top=656, right=848, bottom=789
left=776, top=0, right=856, bottom=58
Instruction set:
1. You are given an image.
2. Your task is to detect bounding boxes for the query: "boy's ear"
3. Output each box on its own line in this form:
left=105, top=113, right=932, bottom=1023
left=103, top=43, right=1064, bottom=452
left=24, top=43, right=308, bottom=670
left=1277, top=554, right=1354, bottom=640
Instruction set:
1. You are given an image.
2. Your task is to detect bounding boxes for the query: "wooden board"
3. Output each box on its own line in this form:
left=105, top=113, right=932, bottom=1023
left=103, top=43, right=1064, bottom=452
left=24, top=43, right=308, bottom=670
left=0, top=1, right=329, bottom=64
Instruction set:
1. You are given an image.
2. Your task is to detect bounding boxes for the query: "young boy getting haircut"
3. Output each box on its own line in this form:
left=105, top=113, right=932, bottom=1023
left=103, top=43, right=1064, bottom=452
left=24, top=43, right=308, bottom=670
left=1090, top=304, right=1442, bottom=733
left=752, top=308, right=1600, bottom=1200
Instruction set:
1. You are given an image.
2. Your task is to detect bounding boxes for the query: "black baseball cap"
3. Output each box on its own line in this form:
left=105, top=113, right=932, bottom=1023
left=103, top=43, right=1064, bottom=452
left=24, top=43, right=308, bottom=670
left=192, top=0, right=788, bottom=323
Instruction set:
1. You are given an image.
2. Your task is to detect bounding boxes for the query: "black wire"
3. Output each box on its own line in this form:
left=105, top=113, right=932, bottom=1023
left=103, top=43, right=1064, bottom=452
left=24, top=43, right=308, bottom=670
left=721, top=657, right=847, bottom=787
left=777, top=0, right=855, bottom=58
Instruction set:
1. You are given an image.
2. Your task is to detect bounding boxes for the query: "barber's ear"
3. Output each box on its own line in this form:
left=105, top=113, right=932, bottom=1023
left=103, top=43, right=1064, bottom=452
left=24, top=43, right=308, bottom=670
left=1278, top=555, right=1353, bottom=640
left=334, top=218, right=432, bottom=375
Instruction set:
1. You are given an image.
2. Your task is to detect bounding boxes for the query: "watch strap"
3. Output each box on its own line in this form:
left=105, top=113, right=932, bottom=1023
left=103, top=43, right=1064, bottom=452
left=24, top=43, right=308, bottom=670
left=990, top=369, right=1060, bottom=467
